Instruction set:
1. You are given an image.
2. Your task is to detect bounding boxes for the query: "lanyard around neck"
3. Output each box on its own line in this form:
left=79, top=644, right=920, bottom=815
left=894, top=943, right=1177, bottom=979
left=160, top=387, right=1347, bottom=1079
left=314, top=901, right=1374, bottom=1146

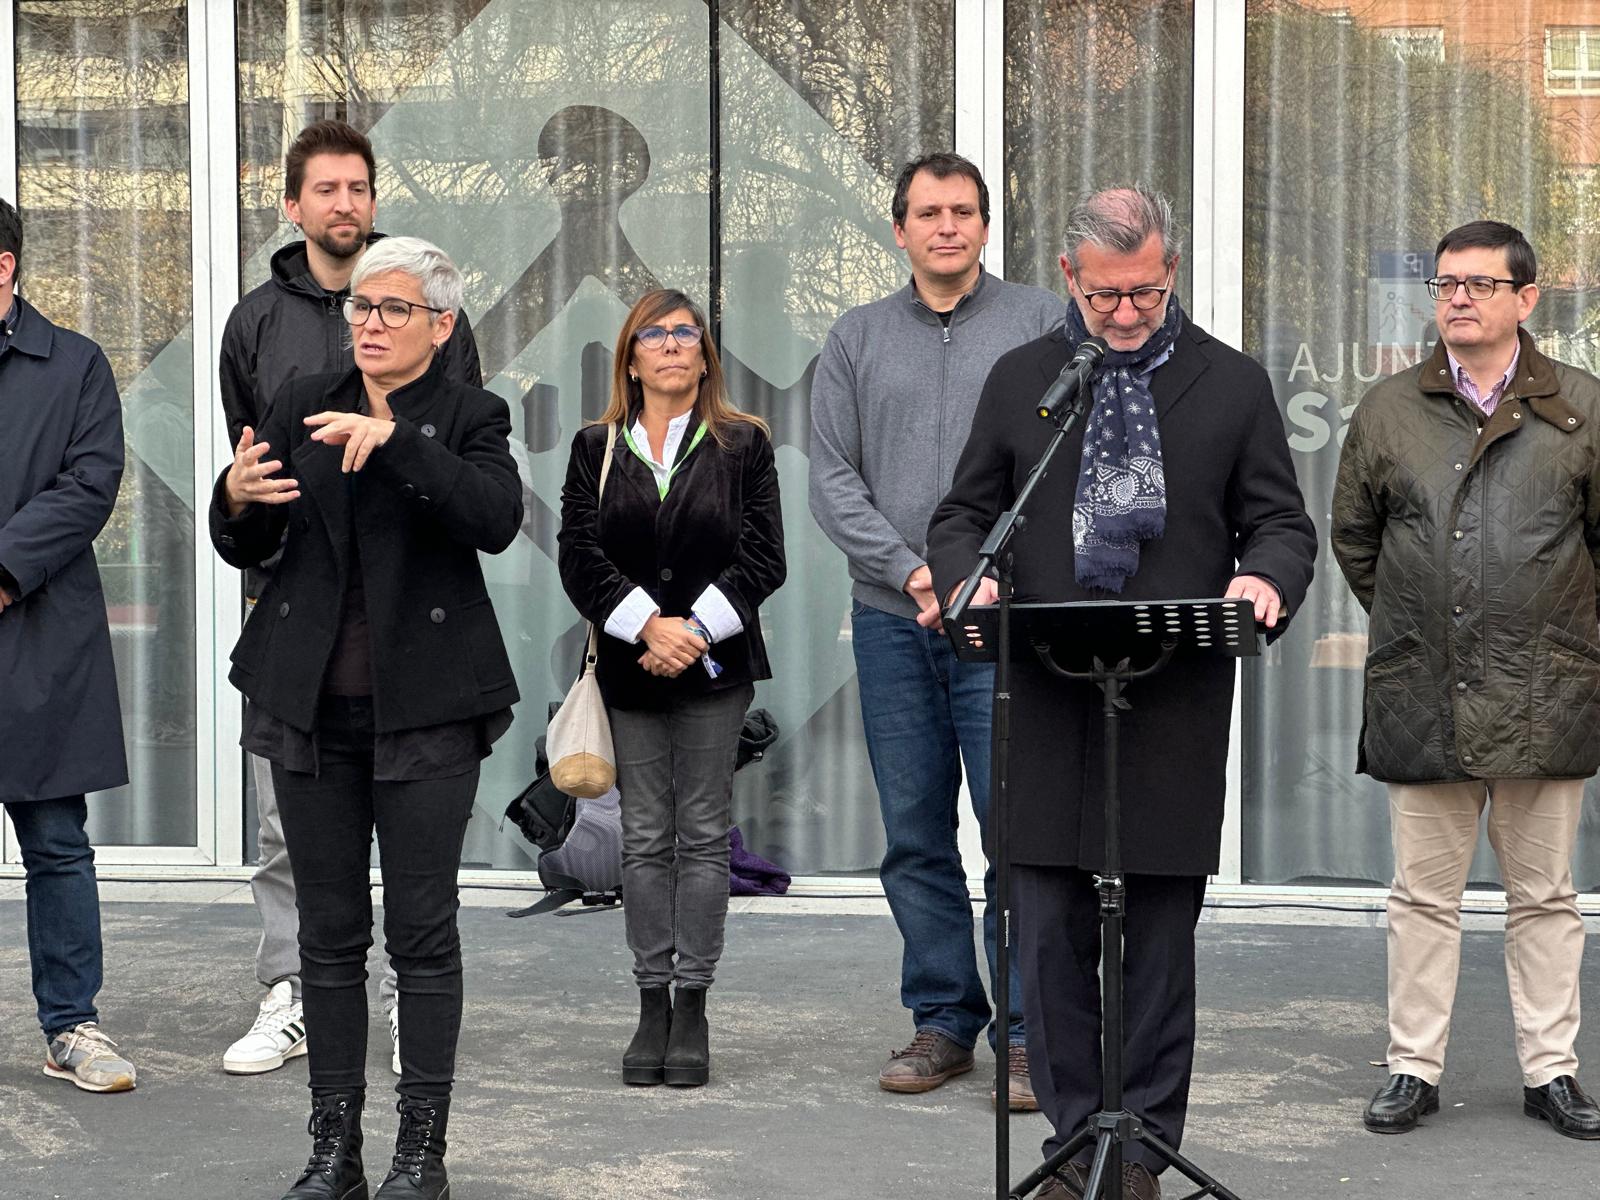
left=623, top=420, right=707, bottom=500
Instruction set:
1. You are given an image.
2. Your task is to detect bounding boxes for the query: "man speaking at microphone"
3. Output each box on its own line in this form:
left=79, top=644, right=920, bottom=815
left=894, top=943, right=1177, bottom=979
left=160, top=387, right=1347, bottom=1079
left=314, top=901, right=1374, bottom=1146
left=927, top=185, right=1315, bottom=1199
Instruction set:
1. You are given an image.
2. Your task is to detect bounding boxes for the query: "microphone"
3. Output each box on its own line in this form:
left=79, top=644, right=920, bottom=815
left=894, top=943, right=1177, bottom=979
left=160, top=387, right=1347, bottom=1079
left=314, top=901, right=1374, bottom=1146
left=1036, top=335, right=1108, bottom=422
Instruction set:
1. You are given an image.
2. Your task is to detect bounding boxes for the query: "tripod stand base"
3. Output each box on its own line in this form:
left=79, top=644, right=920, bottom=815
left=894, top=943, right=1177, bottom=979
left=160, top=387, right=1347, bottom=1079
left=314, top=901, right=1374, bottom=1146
left=1010, top=1110, right=1245, bottom=1200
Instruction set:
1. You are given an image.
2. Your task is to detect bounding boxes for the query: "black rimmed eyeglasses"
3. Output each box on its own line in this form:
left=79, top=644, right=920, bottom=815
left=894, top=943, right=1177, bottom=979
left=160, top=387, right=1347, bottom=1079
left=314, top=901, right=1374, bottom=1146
left=634, top=323, right=704, bottom=350
left=1424, top=275, right=1528, bottom=301
left=343, top=296, right=446, bottom=329
left=1077, top=266, right=1176, bottom=314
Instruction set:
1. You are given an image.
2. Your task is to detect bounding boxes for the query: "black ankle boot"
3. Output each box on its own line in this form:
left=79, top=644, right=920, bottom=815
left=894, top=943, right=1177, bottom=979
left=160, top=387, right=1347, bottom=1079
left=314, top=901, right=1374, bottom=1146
left=374, top=1096, right=449, bottom=1199
left=281, top=1091, right=367, bottom=1200
left=663, top=987, right=709, bottom=1087
left=622, top=986, right=673, bottom=1085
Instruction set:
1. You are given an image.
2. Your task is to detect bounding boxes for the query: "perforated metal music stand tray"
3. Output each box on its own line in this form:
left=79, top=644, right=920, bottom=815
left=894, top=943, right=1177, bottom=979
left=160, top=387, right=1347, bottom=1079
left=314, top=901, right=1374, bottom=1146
left=946, top=597, right=1259, bottom=664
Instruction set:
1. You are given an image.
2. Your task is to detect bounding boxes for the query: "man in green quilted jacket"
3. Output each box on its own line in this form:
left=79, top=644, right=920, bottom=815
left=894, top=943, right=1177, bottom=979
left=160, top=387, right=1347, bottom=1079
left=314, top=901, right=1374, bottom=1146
left=1333, top=219, right=1600, bottom=1142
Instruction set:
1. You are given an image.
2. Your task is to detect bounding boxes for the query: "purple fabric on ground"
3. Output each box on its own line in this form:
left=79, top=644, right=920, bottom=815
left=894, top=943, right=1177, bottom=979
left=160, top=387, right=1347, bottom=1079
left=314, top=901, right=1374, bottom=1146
left=729, top=826, right=790, bottom=896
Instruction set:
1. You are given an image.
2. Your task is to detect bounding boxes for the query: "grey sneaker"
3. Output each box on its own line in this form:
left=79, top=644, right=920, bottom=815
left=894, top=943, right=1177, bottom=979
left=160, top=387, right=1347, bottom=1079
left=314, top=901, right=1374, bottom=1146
left=990, top=1042, right=1040, bottom=1111
left=878, top=1028, right=975, bottom=1093
left=44, top=1022, right=137, bottom=1093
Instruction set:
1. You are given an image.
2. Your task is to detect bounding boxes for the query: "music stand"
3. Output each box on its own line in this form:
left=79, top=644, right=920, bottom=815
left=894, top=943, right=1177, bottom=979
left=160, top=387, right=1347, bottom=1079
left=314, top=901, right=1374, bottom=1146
left=947, top=598, right=1255, bottom=1200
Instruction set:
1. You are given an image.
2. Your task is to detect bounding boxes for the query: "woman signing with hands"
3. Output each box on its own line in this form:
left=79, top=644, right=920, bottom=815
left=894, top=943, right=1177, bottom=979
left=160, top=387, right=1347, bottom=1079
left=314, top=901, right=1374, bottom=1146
left=213, top=237, right=520, bottom=1200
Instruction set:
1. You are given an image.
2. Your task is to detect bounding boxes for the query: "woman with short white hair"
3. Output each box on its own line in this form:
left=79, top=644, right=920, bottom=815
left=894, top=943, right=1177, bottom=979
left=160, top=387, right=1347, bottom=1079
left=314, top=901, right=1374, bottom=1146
left=211, top=235, right=521, bottom=1200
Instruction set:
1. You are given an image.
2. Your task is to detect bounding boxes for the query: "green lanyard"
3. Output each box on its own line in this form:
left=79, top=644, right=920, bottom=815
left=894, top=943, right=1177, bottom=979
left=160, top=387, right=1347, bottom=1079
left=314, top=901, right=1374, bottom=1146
left=622, top=421, right=707, bottom=500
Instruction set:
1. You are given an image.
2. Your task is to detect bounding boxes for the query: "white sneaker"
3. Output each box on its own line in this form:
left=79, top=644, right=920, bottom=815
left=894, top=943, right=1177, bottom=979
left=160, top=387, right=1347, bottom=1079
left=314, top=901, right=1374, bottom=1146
left=388, top=1004, right=401, bottom=1076
left=223, top=981, right=307, bottom=1074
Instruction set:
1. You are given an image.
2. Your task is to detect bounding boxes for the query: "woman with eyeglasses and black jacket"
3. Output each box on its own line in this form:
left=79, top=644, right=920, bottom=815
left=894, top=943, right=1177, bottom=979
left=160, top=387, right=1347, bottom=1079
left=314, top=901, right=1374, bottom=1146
left=558, top=288, right=786, bottom=1088
left=210, top=236, right=520, bottom=1200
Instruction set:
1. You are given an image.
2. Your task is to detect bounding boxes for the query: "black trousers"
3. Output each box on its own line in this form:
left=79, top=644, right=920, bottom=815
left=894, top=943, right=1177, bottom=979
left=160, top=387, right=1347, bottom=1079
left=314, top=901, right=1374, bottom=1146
left=273, top=697, right=477, bottom=1101
left=1014, top=865, right=1208, bottom=1175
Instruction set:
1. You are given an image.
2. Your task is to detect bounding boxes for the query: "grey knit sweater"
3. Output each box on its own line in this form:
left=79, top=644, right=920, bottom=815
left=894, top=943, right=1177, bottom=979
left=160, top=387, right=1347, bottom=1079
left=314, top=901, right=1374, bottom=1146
left=809, top=269, right=1063, bottom=619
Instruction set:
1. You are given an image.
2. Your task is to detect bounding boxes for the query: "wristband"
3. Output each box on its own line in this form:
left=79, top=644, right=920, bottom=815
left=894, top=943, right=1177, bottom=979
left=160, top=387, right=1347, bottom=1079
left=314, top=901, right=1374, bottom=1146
left=683, top=614, right=722, bottom=679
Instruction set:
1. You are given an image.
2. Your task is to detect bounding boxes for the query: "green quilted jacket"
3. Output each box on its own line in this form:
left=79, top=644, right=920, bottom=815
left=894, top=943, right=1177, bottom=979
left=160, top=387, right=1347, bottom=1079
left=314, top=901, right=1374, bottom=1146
left=1332, top=329, right=1600, bottom=783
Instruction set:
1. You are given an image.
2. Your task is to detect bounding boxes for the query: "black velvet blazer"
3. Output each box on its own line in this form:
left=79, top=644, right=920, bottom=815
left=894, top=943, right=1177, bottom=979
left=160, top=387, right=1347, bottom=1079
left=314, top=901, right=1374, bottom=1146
left=557, top=417, right=786, bottom=710
left=209, top=359, right=523, bottom=733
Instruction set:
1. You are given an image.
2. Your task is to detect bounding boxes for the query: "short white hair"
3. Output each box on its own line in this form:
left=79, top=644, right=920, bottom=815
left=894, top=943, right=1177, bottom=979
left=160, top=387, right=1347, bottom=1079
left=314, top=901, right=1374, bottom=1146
left=350, top=235, right=463, bottom=318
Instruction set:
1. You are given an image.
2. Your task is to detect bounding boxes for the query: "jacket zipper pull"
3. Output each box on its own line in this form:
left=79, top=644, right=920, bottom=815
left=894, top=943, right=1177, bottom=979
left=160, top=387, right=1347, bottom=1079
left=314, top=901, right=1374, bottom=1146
left=942, top=323, right=950, bottom=345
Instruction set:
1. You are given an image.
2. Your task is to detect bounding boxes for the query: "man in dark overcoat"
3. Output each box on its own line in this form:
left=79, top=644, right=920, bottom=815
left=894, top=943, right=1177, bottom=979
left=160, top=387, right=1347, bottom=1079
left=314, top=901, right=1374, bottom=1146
left=0, top=197, right=137, bottom=1092
left=927, top=185, right=1315, bottom=1199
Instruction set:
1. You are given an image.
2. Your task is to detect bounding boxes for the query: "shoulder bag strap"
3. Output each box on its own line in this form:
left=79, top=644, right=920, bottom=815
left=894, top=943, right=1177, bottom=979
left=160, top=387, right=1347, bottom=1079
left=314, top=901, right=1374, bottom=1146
left=585, top=423, right=619, bottom=670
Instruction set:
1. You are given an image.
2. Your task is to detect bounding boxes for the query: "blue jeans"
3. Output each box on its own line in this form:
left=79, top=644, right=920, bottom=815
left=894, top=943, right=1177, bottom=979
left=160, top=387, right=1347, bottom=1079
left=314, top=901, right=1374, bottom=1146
left=852, top=601, right=1025, bottom=1050
left=5, top=796, right=102, bottom=1039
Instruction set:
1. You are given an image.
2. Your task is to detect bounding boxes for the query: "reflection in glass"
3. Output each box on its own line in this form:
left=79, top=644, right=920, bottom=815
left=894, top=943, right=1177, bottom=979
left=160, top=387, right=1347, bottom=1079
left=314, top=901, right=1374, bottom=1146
left=1242, top=0, right=1600, bottom=886
left=15, top=0, right=198, bottom=846
left=720, top=1, right=955, bottom=873
left=1004, top=1, right=1194, bottom=296
left=236, top=0, right=713, bottom=869
left=233, top=0, right=955, bottom=875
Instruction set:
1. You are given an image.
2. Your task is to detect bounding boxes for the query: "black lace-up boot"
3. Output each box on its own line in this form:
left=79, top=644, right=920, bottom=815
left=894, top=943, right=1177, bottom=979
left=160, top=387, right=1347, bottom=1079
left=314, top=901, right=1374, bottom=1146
left=281, top=1091, right=367, bottom=1200
left=374, top=1096, right=450, bottom=1199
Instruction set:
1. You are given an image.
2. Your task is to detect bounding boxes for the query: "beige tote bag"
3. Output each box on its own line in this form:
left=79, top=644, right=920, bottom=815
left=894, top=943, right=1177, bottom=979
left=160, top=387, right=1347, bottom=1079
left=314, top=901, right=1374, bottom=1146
left=548, top=425, right=618, bottom=799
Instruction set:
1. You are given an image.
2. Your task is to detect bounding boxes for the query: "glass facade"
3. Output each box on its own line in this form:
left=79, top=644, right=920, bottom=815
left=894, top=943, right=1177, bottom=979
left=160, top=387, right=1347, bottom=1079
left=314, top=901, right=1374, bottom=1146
left=13, top=0, right=198, bottom=846
left=1241, top=0, right=1600, bottom=887
left=9, top=1, right=1600, bottom=889
left=1004, top=1, right=1193, bottom=299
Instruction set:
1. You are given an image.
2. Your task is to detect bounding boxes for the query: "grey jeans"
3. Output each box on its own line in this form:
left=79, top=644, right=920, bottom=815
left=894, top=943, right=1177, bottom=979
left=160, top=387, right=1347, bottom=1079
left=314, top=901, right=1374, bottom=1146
left=610, top=683, right=752, bottom=989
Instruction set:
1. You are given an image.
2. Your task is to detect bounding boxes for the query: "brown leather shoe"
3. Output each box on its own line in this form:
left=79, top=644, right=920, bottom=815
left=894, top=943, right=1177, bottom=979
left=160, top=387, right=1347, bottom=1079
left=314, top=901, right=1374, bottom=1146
left=1121, top=1163, right=1162, bottom=1200
left=1037, top=1162, right=1088, bottom=1197
left=990, top=1043, right=1040, bottom=1111
left=878, top=1029, right=975, bottom=1093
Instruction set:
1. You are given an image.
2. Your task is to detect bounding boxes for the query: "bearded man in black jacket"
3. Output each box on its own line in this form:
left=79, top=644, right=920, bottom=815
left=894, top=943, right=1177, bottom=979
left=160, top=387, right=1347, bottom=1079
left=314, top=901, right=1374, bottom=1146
left=927, top=185, right=1316, bottom=1200
left=216, top=119, right=483, bottom=1079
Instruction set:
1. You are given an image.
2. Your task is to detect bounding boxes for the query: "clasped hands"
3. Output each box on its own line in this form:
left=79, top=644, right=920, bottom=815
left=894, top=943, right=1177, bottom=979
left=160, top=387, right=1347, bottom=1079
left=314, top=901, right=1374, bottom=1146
left=638, top=614, right=707, bottom=677
left=224, top=412, right=395, bottom=516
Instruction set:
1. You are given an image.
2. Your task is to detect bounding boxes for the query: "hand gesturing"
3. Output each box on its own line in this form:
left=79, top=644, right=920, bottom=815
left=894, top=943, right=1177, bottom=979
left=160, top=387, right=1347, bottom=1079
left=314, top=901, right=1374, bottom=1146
left=305, top=411, right=396, bottom=473
left=224, top=426, right=300, bottom=517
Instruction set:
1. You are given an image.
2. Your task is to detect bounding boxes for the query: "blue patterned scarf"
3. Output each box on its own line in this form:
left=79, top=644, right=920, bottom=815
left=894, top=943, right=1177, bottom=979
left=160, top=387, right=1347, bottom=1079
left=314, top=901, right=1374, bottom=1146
left=1065, top=295, right=1184, bottom=592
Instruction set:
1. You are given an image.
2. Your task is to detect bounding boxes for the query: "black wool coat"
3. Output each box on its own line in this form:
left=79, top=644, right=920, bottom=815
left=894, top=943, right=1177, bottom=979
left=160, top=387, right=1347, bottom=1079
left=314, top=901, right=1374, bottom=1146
left=557, top=418, right=786, bottom=711
left=0, top=298, right=128, bottom=802
left=209, top=359, right=522, bottom=734
left=927, top=320, right=1316, bottom=874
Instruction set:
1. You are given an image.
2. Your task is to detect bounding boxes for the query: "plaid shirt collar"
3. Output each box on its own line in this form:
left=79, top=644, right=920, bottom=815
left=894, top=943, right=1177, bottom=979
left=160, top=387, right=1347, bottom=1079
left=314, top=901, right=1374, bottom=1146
left=1445, top=344, right=1520, bottom=418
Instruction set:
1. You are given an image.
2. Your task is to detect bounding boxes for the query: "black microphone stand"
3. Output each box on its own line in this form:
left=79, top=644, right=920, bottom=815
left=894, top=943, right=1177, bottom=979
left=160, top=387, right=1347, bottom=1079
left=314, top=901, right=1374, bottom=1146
left=945, top=380, right=1096, bottom=1200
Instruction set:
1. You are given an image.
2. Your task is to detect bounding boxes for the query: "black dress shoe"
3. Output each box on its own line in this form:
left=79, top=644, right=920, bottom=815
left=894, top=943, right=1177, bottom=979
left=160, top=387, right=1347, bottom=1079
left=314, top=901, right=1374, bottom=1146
left=1525, top=1075, right=1600, bottom=1140
left=1363, top=1073, right=1439, bottom=1133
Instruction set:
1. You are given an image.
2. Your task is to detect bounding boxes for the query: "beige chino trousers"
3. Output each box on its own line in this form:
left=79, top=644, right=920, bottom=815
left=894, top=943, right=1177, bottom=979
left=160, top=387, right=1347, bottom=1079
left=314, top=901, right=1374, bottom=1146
left=1385, top=778, right=1586, bottom=1087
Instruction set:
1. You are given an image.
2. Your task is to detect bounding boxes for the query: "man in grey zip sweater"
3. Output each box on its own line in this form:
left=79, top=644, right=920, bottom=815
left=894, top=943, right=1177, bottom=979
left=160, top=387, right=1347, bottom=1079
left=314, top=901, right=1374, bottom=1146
left=809, top=153, right=1060, bottom=1107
